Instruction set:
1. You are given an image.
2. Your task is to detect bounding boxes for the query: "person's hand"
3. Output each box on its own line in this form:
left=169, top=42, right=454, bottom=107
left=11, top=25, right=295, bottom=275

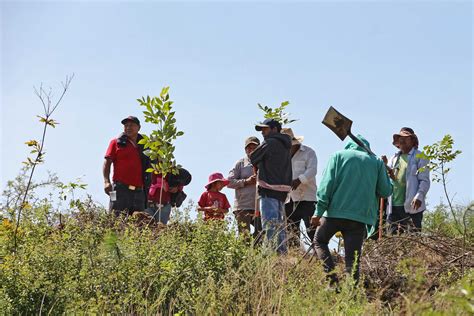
left=292, top=179, right=301, bottom=190
left=169, top=186, right=179, bottom=193
left=245, top=175, right=256, bottom=186
left=104, top=182, right=112, bottom=195
left=381, top=155, right=388, bottom=165
left=411, top=198, right=422, bottom=210
left=387, top=168, right=396, bottom=180
left=310, top=216, right=321, bottom=228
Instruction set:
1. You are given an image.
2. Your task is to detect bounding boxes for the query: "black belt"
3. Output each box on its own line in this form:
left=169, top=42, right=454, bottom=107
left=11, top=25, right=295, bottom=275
left=114, top=182, right=144, bottom=191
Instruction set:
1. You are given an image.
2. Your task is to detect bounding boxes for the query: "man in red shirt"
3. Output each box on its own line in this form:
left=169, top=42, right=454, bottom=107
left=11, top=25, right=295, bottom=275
left=103, top=116, right=150, bottom=216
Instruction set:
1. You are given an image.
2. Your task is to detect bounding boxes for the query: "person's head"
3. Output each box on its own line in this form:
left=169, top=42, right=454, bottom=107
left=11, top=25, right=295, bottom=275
left=393, top=127, right=419, bottom=154
left=255, top=119, right=282, bottom=138
left=280, top=128, right=303, bottom=153
left=208, top=181, right=226, bottom=192
left=205, top=172, right=229, bottom=192
left=244, top=136, right=260, bottom=156
left=121, top=116, right=141, bottom=139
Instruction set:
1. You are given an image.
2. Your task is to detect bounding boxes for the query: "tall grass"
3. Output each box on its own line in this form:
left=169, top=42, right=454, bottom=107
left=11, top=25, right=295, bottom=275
left=1, top=195, right=472, bottom=314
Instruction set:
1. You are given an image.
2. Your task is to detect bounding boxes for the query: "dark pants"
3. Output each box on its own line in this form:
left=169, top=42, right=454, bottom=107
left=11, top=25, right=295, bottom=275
left=234, top=209, right=263, bottom=240
left=285, top=200, right=316, bottom=247
left=388, top=205, right=424, bottom=234
left=314, top=217, right=366, bottom=283
left=109, top=182, right=146, bottom=216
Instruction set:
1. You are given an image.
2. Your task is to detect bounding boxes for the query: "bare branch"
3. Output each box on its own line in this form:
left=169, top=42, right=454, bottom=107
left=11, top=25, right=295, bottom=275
left=50, top=73, right=74, bottom=116
left=34, top=83, right=48, bottom=115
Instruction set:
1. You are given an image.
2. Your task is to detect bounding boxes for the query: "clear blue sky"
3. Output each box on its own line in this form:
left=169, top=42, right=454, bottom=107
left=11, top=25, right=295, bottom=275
left=1, top=1, right=472, bottom=217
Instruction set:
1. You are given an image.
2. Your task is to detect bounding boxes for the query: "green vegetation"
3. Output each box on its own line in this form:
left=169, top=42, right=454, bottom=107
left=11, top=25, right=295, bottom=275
left=1, top=85, right=472, bottom=314
left=257, top=100, right=297, bottom=125
left=1, top=176, right=472, bottom=314
left=137, top=86, right=184, bottom=177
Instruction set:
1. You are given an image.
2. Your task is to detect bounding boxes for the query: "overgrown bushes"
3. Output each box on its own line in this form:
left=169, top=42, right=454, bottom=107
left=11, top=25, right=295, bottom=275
left=1, top=197, right=472, bottom=314
left=0, top=170, right=472, bottom=314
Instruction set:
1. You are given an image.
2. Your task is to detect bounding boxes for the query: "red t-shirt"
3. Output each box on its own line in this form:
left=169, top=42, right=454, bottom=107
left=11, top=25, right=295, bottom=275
left=105, top=138, right=143, bottom=187
left=198, top=191, right=230, bottom=221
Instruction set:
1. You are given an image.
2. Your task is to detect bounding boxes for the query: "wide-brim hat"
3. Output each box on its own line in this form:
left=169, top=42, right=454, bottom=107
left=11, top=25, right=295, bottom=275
left=205, top=172, right=230, bottom=189
left=392, top=127, right=418, bottom=147
left=281, top=127, right=304, bottom=145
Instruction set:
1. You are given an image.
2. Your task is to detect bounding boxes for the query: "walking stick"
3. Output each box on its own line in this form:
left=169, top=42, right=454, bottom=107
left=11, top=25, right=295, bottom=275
left=378, top=198, right=384, bottom=240
left=253, top=172, right=264, bottom=246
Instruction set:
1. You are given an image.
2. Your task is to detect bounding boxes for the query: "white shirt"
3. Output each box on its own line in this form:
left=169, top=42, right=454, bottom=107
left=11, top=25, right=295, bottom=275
left=289, top=144, right=318, bottom=202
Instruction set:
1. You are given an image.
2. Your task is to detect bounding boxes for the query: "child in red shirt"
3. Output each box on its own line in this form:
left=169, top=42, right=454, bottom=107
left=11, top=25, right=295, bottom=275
left=198, top=173, right=231, bottom=221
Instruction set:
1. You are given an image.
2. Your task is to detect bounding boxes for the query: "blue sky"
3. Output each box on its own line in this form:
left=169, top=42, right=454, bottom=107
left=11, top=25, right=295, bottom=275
left=1, top=1, right=472, bottom=217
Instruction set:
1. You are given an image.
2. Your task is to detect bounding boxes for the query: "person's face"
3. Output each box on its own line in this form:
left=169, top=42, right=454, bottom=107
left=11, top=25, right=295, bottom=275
left=260, top=126, right=278, bottom=138
left=215, top=181, right=225, bottom=191
left=245, top=143, right=258, bottom=156
left=398, top=136, right=414, bottom=153
left=123, top=121, right=140, bottom=138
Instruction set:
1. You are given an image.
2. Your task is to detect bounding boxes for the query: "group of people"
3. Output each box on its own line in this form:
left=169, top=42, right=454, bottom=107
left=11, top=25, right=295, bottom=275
left=103, top=115, right=430, bottom=284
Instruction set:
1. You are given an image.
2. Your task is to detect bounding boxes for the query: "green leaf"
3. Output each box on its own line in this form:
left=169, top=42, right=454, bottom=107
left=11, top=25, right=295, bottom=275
left=160, top=86, right=170, bottom=98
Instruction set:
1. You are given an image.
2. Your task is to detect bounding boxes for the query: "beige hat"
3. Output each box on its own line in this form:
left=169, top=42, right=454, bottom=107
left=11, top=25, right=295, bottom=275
left=392, top=127, right=419, bottom=148
left=281, top=128, right=304, bottom=146
left=244, top=136, right=260, bottom=148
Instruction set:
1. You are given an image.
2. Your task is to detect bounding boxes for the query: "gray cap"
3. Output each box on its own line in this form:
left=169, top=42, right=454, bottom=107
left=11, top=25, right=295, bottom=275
left=245, top=136, right=260, bottom=148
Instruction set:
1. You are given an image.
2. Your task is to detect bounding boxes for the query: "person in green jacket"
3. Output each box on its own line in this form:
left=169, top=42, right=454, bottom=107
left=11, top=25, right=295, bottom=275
left=311, top=135, right=392, bottom=285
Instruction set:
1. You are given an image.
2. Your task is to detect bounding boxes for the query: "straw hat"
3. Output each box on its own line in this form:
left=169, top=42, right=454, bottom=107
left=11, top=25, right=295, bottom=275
left=281, top=128, right=304, bottom=146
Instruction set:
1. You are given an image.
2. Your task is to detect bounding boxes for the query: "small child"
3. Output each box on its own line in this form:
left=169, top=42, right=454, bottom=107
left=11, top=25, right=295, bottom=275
left=198, top=172, right=231, bottom=221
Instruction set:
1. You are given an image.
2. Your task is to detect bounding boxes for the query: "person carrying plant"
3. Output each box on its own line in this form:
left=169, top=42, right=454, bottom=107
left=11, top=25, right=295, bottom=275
left=146, top=168, right=192, bottom=224
left=311, top=135, right=392, bottom=285
left=250, top=118, right=292, bottom=254
left=281, top=128, right=318, bottom=249
left=198, top=172, right=231, bottom=221
left=383, top=127, right=430, bottom=234
left=103, top=116, right=151, bottom=216
left=227, top=136, right=263, bottom=241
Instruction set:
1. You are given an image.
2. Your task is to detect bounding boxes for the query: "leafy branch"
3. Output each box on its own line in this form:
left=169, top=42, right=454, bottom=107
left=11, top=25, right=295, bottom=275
left=13, top=74, right=74, bottom=252
left=417, top=134, right=468, bottom=275
left=257, top=100, right=297, bottom=126
left=137, top=86, right=184, bottom=177
left=417, top=135, right=462, bottom=226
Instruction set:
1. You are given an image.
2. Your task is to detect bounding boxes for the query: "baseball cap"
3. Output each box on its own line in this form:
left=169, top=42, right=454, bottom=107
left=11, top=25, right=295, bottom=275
left=255, top=118, right=281, bottom=131
left=121, top=116, right=140, bottom=125
left=245, top=136, right=260, bottom=148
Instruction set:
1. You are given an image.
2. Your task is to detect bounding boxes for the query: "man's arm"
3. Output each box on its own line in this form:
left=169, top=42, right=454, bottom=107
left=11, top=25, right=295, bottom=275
left=314, top=154, right=338, bottom=217
left=298, top=148, right=318, bottom=185
left=103, top=158, right=113, bottom=195
left=311, top=154, right=337, bottom=227
left=376, top=160, right=393, bottom=198
left=249, top=141, right=268, bottom=166
left=414, top=156, right=430, bottom=206
left=227, top=160, right=252, bottom=189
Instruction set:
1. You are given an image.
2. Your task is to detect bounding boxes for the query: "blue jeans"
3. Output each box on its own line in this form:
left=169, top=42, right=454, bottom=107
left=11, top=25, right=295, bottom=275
left=260, top=197, right=288, bottom=254
left=145, top=203, right=172, bottom=224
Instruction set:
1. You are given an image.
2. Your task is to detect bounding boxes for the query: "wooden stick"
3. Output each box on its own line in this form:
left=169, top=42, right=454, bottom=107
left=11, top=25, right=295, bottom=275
left=378, top=198, right=384, bottom=240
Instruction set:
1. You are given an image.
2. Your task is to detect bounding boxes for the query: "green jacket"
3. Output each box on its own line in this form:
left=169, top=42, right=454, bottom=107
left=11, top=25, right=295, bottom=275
left=315, top=135, right=392, bottom=227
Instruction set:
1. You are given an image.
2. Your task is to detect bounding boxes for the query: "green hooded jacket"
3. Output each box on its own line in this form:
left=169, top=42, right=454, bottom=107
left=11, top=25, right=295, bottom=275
left=315, top=135, right=392, bottom=227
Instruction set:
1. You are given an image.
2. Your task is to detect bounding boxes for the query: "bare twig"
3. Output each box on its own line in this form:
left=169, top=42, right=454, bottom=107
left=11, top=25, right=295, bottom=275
left=13, top=74, right=74, bottom=252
